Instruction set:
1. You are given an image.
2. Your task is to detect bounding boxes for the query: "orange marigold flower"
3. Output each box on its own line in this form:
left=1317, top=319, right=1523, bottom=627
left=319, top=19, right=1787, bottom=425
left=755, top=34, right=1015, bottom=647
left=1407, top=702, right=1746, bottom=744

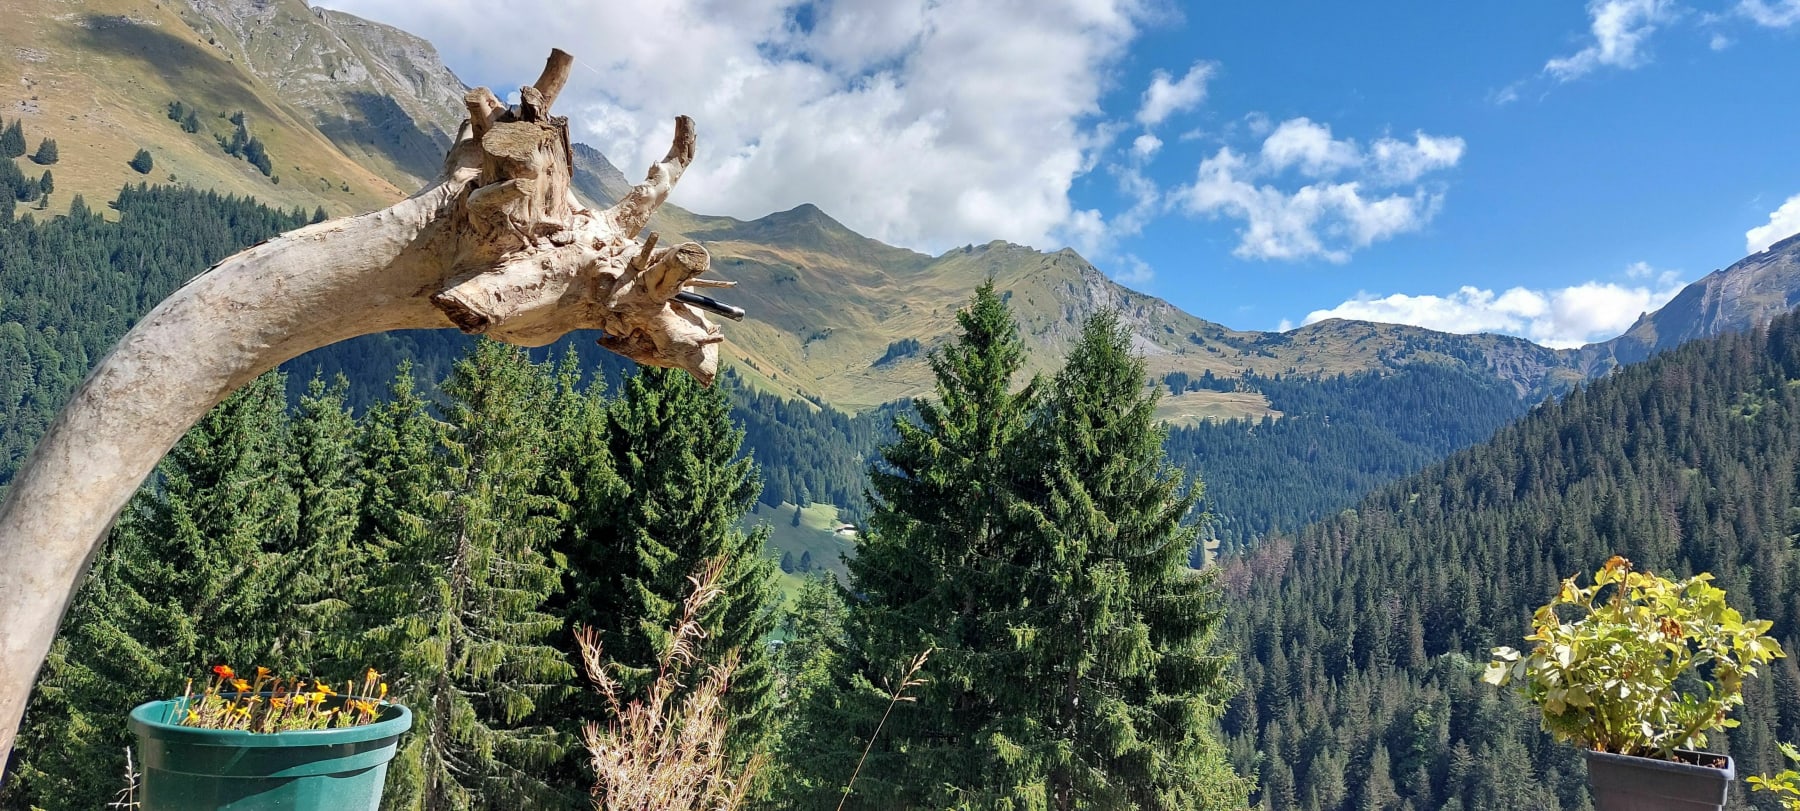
left=255, top=666, right=271, bottom=680
left=212, top=665, right=235, bottom=679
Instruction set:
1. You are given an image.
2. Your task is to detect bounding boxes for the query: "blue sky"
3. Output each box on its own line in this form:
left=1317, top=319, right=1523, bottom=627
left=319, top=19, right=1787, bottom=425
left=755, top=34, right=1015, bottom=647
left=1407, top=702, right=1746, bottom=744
left=1086, top=0, right=1800, bottom=345
left=328, top=0, right=1800, bottom=348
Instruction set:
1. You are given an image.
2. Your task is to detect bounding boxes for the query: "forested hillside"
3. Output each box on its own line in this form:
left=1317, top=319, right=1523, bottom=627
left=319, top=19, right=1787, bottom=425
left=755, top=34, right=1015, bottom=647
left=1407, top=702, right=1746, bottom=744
left=1167, top=364, right=1530, bottom=550
left=0, top=181, right=1537, bottom=568
left=0, top=185, right=314, bottom=489
left=1221, top=311, right=1800, bottom=810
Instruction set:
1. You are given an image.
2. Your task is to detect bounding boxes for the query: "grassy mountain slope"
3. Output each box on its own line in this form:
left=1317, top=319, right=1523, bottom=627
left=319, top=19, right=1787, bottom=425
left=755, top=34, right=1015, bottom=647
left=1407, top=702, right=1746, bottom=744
left=0, top=0, right=402, bottom=217
left=178, top=0, right=466, bottom=190
left=687, top=207, right=1581, bottom=412
left=17, top=0, right=1795, bottom=422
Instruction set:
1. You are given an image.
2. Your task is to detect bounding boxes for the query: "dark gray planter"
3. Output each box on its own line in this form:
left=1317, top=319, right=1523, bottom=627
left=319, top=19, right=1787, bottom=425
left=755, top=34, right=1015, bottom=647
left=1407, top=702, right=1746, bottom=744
left=1584, top=749, right=1734, bottom=811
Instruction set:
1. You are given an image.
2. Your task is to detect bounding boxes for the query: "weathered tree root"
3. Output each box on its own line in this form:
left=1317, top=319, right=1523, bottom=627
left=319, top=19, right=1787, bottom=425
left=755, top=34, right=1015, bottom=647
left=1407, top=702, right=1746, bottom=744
left=0, top=49, right=734, bottom=774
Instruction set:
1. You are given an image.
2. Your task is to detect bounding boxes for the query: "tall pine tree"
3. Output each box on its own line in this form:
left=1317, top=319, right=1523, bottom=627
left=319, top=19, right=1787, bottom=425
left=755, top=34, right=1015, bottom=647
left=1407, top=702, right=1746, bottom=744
left=271, top=375, right=365, bottom=670
left=1015, top=310, right=1248, bottom=810
left=360, top=343, right=574, bottom=810
left=563, top=365, right=779, bottom=763
left=788, top=281, right=1045, bottom=808
left=0, top=119, right=24, bottom=158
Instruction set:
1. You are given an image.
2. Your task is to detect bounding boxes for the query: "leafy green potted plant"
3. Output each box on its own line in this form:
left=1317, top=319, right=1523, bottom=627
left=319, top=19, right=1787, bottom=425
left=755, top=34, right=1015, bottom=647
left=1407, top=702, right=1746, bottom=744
left=1484, top=556, right=1787, bottom=811
left=127, top=665, right=410, bottom=811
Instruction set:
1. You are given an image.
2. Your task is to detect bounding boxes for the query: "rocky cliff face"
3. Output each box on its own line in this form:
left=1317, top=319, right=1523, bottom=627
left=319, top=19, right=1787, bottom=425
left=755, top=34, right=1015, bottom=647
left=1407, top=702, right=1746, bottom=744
left=1578, top=233, right=1800, bottom=374
left=177, top=0, right=466, bottom=189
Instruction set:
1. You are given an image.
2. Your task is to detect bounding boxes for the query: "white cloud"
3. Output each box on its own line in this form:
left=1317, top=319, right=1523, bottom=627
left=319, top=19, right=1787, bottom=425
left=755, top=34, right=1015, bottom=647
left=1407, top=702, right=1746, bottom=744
left=1710, top=32, right=1735, bottom=49
left=1110, top=165, right=1161, bottom=236
left=322, top=0, right=1153, bottom=254
left=1260, top=118, right=1361, bottom=177
left=1368, top=132, right=1466, bottom=184
left=1111, top=254, right=1155, bottom=286
left=1131, top=133, right=1163, bottom=160
left=1545, top=0, right=1677, bottom=80
left=1739, top=0, right=1800, bottom=26
left=1302, top=272, right=1688, bottom=348
left=1137, top=62, right=1215, bottom=127
left=1170, top=119, right=1464, bottom=262
left=1746, top=194, right=1800, bottom=253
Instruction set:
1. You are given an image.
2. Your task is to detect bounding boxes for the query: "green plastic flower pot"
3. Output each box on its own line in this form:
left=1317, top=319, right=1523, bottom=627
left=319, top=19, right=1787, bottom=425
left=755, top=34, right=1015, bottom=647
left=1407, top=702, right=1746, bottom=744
left=127, top=698, right=411, bottom=811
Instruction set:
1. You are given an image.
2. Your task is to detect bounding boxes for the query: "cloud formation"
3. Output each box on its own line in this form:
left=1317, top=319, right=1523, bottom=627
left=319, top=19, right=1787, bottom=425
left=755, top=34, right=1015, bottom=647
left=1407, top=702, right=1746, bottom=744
left=1746, top=194, right=1800, bottom=253
left=1170, top=118, right=1465, bottom=262
left=324, top=0, right=1153, bottom=255
left=1545, top=0, right=1677, bottom=80
left=1738, top=0, right=1800, bottom=26
left=1137, top=62, right=1216, bottom=127
left=1302, top=272, right=1687, bottom=348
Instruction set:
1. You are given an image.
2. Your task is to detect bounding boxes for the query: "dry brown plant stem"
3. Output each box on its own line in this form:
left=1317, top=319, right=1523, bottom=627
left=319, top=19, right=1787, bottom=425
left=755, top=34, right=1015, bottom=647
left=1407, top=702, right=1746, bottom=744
left=836, top=648, right=931, bottom=811
left=578, top=559, right=763, bottom=811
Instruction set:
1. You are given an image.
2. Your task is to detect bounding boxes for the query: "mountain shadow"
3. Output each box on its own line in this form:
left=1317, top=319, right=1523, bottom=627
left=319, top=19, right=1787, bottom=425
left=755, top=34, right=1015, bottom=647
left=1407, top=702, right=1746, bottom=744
left=313, top=91, right=452, bottom=185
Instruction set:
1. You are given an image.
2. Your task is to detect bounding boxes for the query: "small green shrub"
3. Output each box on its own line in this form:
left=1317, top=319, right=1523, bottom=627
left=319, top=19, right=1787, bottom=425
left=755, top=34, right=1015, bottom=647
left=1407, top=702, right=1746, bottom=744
left=1484, top=555, right=1786, bottom=760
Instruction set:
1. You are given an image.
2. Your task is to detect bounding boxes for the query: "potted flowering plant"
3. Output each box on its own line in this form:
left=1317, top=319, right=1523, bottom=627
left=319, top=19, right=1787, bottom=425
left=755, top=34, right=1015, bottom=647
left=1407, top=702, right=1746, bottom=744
left=1484, top=556, right=1786, bottom=811
left=127, top=665, right=410, bottom=811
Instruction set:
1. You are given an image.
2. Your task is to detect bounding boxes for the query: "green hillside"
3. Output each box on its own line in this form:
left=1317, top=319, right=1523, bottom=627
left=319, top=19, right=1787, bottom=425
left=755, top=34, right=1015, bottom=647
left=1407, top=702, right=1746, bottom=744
left=1222, top=311, right=1800, bottom=810
left=0, top=0, right=405, bottom=218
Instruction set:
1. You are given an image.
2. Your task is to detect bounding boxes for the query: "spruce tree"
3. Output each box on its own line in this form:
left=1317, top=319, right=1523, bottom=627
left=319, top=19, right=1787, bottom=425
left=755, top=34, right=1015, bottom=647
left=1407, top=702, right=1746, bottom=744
left=129, top=148, right=154, bottom=174
left=564, top=365, right=779, bottom=762
left=0, top=158, right=21, bottom=204
left=0, top=119, right=24, bottom=158
left=766, top=572, right=849, bottom=801
left=4, top=374, right=298, bottom=810
left=788, top=281, right=1044, bottom=808
left=360, top=344, right=574, bottom=810
left=1014, top=310, right=1249, bottom=810
left=269, top=375, right=364, bottom=669
left=30, top=137, right=56, bottom=165
left=37, top=170, right=51, bottom=198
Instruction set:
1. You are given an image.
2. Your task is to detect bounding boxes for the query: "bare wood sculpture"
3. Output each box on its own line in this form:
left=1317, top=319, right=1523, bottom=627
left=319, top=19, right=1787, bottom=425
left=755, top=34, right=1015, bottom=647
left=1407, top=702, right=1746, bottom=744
left=0, top=50, right=737, bottom=774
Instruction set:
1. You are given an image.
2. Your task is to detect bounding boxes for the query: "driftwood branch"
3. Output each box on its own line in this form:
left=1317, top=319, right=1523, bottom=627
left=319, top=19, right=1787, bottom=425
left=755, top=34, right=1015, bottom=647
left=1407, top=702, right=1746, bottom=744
left=0, top=51, right=738, bottom=774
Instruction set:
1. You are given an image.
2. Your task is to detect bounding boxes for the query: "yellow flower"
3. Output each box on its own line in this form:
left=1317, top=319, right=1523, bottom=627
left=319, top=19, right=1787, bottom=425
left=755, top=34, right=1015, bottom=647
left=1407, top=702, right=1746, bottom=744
left=185, top=710, right=200, bottom=724
left=231, top=678, right=250, bottom=692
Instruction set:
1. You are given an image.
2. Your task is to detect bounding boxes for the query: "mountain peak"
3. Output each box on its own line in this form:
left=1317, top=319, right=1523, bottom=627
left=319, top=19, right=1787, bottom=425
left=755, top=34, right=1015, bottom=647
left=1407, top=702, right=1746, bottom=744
left=1580, top=234, right=1800, bottom=373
